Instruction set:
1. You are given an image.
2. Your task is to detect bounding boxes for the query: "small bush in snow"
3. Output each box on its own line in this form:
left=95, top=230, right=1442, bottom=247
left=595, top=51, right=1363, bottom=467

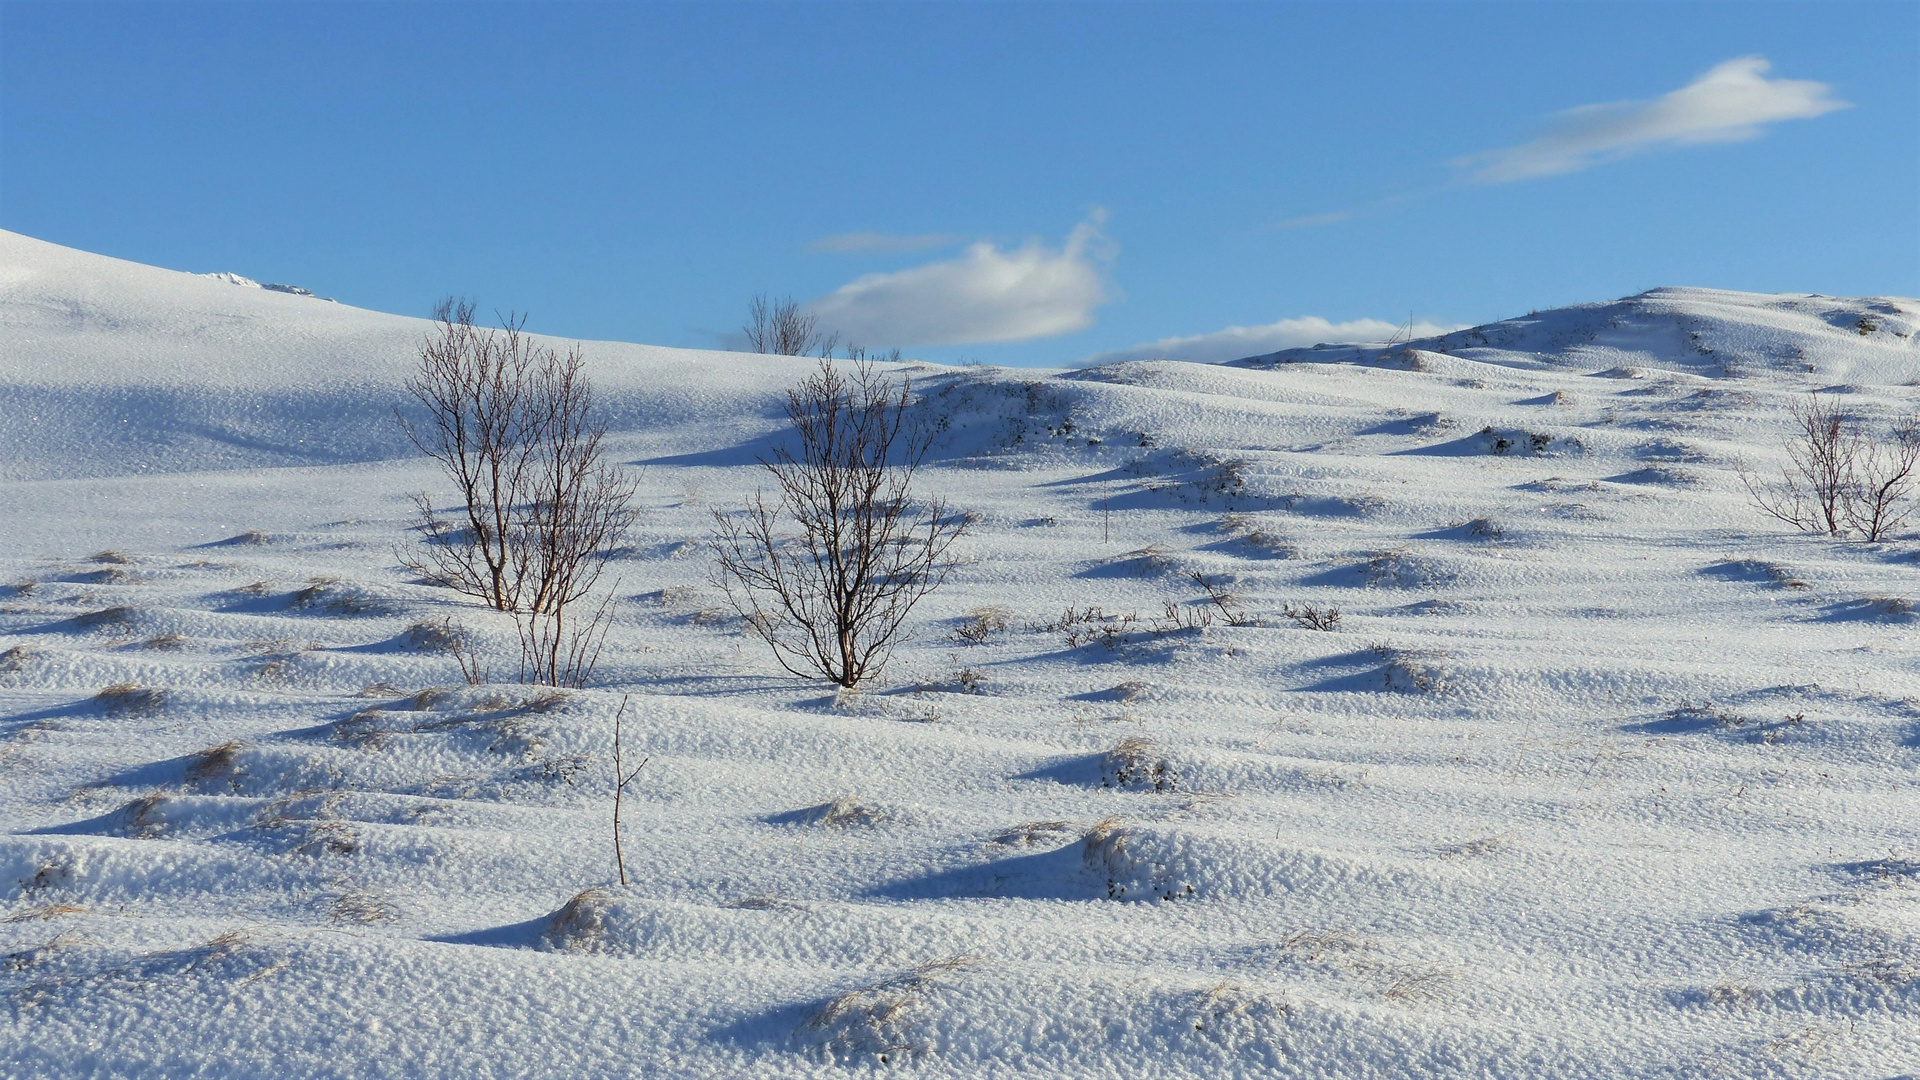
left=713, top=359, right=968, bottom=688
left=1741, top=392, right=1920, bottom=541
left=1280, top=602, right=1341, bottom=631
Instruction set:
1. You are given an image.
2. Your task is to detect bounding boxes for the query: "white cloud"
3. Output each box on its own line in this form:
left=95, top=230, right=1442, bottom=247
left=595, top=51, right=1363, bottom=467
left=1458, top=56, right=1848, bottom=184
left=807, top=232, right=962, bottom=254
left=1081, top=315, right=1463, bottom=366
left=808, top=213, right=1113, bottom=347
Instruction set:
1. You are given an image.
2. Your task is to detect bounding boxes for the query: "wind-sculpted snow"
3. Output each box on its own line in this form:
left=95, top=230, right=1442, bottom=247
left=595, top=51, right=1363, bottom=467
left=3, top=233, right=1920, bottom=1077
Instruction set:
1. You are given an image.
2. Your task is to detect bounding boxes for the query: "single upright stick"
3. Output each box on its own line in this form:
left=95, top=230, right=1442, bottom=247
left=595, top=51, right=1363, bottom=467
left=611, top=695, right=648, bottom=886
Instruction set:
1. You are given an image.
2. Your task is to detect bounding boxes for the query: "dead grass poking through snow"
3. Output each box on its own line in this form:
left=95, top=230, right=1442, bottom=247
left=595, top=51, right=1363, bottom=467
left=328, top=889, right=401, bottom=925
left=95, top=683, right=166, bottom=715
left=3, top=904, right=87, bottom=922
left=184, top=741, right=246, bottom=791
left=989, top=820, right=1078, bottom=848
left=802, top=956, right=982, bottom=1064
left=789, top=796, right=884, bottom=828
left=0, top=645, right=38, bottom=676
left=1101, top=737, right=1176, bottom=792
left=543, top=888, right=617, bottom=952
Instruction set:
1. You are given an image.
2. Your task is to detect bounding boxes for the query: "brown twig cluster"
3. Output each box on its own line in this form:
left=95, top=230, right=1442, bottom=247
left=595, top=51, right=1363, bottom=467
left=1741, top=393, right=1920, bottom=542
left=712, top=359, right=968, bottom=687
left=399, top=299, right=637, bottom=686
left=742, top=293, right=839, bottom=357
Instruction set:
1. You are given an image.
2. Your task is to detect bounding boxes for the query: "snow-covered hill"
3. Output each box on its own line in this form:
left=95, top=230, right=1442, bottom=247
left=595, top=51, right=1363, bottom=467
left=2, top=232, right=1918, bottom=1078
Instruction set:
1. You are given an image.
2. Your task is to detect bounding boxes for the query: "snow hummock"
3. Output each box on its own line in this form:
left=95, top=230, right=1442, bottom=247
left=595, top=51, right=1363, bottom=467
left=3, top=229, right=1919, bottom=1077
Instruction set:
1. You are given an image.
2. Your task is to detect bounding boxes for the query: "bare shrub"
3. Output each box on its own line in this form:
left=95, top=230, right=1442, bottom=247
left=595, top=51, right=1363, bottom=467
left=398, top=299, right=637, bottom=686
left=1845, top=424, right=1920, bottom=541
left=1742, top=393, right=1919, bottom=541
left=712, top=359, right=968, bottom=687
left=743, top=293, right=837, bottom=357
left=953, top=606, right=1011, bottom=645
left=1190, top=571, right=1259, bottom=626
left=1280, top=602, right=1341, bottom=631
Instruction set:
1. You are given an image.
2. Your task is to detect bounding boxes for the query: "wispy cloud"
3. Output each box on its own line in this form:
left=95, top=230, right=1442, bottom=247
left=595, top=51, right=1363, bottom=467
left=807, top=231, right=963, bottom=255
left=1458, top=56, right=1849, bottom=184
left=809, top=213, right=1114, bottom=348
left=1081, top=314, right=1462, bottom=366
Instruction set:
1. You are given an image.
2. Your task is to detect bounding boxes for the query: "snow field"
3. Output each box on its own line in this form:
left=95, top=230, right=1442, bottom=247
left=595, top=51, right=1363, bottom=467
left=2, top=233, right=1919, bottom=1076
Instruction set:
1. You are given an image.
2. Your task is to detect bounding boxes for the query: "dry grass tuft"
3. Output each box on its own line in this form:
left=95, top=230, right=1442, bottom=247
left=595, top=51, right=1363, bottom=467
left=989, top=820, right=1078, bottom=848
left=1101, top=737, right=1175, bottom=792
left=0, top=645, right=38, bottom=676
left=74, top=606, right=137, bottom=630
left=184, top=741, right=246, bottom=791
left=543, top=887, right=618, bottom=952
left=328, top=889, right=401, bottom=925
left=953, top=606, right=1013, bottom=645
left=803, top=956, right=981, bottom=1063
left=140, top=632, right=189, bottom=651
left=95, top=683, right=166, bottom=715
left=2, top=904, right=87, bottom=923
left=118, top=791, right=171, bottom=838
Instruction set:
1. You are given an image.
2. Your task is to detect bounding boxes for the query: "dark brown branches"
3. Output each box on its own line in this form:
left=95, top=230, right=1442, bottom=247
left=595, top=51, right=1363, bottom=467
left=611, top=696, right=647, bottom=887
left=711, top=359, right=968, bottom=688
left=743, top=293, right=837, bottom=357
left=1844, top=425, right=1920, bottom=542
left=399, top=299, right=638, bottom=686
left=1741, top=392, right=1919, bottom=542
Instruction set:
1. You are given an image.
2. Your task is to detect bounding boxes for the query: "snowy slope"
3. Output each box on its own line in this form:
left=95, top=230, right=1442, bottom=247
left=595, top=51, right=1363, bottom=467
left=0, top=229, right=795, bottom=482
left=3, top=233, right=1920, bottom=1079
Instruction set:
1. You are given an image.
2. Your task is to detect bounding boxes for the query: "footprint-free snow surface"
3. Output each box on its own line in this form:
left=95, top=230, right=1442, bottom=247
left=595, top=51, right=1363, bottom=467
left=3, top=229, right=1919, bottom=1078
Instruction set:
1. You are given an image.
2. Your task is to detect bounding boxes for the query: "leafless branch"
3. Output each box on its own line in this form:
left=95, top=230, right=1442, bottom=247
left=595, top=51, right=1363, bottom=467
left=711, top=359, right=967, bottom=687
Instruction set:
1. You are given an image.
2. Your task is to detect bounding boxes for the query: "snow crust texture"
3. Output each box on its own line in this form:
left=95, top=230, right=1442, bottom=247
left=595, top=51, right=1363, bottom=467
left=3, top=231, right=1920, bottom=1077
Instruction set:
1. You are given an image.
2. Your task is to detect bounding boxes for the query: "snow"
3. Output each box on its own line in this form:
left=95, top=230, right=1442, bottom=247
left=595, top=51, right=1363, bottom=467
left=2, top=228, right=1919, bottom=1077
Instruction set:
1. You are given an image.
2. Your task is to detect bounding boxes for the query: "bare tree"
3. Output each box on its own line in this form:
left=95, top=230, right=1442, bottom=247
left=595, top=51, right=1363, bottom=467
left=1845, top=425, right=1920, bottom=542
left=1741, top=392, right=1920, bottom=543
left=712, top=359, right=967, bottom=688
left=399, top=300, right=638, bottom=686
left=743, top=293, right=836, bottom=357
left=400, top=303, right=541, bottom=609
left=1740, top=393, right=1855, bottom=537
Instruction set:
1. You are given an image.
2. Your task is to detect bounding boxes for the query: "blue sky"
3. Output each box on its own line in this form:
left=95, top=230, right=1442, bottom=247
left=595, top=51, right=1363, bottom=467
left=2, top=2, right=1913, bottom=366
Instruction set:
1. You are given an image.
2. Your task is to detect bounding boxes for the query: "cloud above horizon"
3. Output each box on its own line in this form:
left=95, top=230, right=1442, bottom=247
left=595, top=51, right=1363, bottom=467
left=1081, top=314, right=1463, bottom=366
left=806, top=231, right=962, bottom=254
left=809, top=214, right=1113, bottom=347
left=1457, top=56, right=1848, bottom=184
